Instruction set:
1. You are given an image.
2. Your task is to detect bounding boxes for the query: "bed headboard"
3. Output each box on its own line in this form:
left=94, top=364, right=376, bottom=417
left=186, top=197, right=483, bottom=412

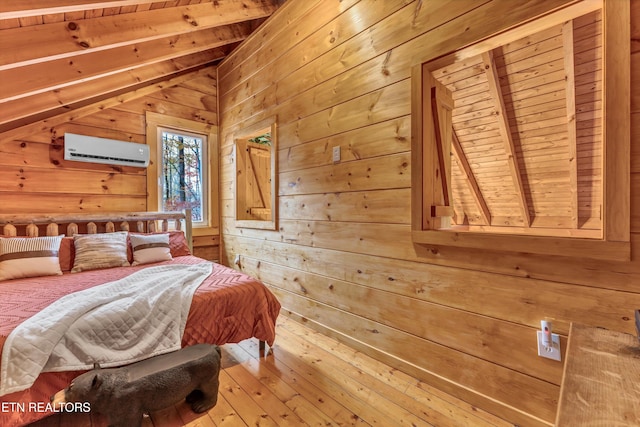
left=0, top=211, right=193, bottom=252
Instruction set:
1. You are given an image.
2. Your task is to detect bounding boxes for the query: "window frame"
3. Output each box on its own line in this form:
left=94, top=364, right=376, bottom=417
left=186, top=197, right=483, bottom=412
left=145, top=112, right=219, bottom=236
left=234, top=115, right=278, bottom=231
left=158, top=126, right=208, bottom=227
left=410, top=0, right=629, bottom=261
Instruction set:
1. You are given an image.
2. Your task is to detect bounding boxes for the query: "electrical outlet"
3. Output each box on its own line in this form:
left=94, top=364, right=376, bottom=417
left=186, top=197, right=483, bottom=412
left=537, top=331, right=561, bottom=361
left=332, top=146, right=341, bottom=163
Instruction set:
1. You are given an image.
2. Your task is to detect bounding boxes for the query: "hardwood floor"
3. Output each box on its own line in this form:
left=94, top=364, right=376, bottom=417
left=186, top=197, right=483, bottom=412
left=31, top=316, right=513, bottom=427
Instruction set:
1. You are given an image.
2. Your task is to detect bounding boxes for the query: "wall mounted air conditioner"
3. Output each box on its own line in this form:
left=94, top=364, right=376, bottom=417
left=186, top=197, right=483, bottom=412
left=64, top=133, right=150, bottom=168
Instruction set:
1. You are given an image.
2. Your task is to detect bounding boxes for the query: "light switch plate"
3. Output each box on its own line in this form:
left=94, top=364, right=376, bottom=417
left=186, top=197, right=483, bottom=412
left=332, top=146, right=341, bottom=163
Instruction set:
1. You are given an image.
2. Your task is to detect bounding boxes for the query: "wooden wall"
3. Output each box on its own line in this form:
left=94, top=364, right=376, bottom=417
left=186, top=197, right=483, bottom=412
left=0, top=66, right=220, bottom=261
left=218, top=1, right=640, bottom=426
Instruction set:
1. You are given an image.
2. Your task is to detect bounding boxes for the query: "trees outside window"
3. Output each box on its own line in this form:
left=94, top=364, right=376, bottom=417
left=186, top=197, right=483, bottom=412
left=160, top=129, right=207, bottom=224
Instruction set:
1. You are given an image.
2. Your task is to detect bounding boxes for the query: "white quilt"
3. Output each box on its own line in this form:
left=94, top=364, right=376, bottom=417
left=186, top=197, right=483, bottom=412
left=0, top=262, right=213, bottom=396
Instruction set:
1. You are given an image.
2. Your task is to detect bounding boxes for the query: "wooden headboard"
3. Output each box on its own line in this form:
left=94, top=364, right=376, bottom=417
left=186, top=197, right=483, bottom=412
left=0, top=211, right=193, bottom=252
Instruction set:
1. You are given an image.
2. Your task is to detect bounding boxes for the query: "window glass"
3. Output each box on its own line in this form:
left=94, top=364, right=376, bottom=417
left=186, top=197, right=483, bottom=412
left=160, top=128, right=208, bottom=225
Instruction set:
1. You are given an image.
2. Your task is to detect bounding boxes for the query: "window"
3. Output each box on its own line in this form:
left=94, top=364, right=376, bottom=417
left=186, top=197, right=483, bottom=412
left=234, top=116, right=278, bottom=230
left=159, top=128, right=207, bottom=225
left=411, top=0, right=629, bottom=260
left=145, top=112, right=219, bottom=234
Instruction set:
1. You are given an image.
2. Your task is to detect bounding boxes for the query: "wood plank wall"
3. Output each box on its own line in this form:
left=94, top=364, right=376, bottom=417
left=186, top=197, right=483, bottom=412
left=0, top=66, right=220, bottom=261
left=218, top=1, right=640, bottom=426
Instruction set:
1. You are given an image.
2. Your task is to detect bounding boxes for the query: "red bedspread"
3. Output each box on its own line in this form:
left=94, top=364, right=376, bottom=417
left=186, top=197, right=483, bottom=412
left=0, top=256, right=280, bottom=426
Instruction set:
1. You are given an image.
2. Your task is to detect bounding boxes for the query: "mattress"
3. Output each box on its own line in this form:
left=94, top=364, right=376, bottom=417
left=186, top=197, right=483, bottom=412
left=0, top=255, right=280, bottom=426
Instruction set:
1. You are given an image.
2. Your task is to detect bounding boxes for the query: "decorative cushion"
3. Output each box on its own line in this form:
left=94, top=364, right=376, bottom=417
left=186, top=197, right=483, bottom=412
left=72, top=231, right=130, bottom=273
left=0, top=235, right=64, bottom=281
left=168, top=231, right=191, bottom=257
left=127, top=231, right=191, bottom=263
left=59, top=236, right=75, bottom=272
left=129, top=233, right=172, bottom=266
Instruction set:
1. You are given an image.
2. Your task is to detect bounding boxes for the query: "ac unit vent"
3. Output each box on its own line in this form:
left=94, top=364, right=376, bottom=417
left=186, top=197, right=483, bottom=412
left=64, top=133, right=150, bottom=168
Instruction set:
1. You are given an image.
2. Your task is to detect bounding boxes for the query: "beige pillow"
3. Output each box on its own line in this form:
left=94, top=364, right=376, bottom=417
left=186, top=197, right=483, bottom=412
left=129, top=233, right=172, bottom=266
left=72, top=231, right=130, bottom=273
left=0, top=235, right=64, bottom=281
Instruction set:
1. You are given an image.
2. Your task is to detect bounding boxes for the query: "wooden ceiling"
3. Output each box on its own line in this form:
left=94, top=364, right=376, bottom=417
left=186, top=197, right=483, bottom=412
left=430, top=9, right=602, bottom=237
left=0, top=0, right=284, bottom=134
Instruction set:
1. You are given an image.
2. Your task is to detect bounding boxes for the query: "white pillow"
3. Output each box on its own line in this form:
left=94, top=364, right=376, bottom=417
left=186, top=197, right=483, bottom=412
left=129, top=233, right=172, bottom=266
left=0, top=235, right=64, bottom=281
left=72, top=231, right=129, bottom=273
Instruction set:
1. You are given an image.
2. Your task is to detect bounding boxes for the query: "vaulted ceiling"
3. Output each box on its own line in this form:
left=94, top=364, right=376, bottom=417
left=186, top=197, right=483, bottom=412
left=0, top=0, right=284, bottom=134
left=428, top=9, right=603, bottom=237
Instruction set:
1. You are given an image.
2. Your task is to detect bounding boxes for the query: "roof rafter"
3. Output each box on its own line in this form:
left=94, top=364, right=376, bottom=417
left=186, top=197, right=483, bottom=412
left=452, top=131, right=492, bottom=225
left=0, top=22, right=252, bottom=103
left=0, top=1, right=166, bottom=20
left=0, top=65, right=216, bottom=144
left=0, top=47, right=229, bottom=131
left=562, top=20, right=579, bottom=229
left=0, top=0, right=277, bottom=69
left=481, top=49, right=531, bottom=227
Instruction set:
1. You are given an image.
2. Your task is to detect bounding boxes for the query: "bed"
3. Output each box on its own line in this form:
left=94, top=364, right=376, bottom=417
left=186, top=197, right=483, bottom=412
left=0, top=211, right=281, bottom=427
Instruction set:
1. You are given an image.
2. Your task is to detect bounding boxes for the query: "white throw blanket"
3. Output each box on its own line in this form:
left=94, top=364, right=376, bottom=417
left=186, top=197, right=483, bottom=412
left=0, top=262, right=213, bottom=396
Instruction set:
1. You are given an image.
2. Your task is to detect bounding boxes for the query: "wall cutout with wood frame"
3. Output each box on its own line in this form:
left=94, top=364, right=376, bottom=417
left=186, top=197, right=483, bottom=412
left=234, top=116, right=278, bottom=230
left=411, top=0, right=629, bottom=261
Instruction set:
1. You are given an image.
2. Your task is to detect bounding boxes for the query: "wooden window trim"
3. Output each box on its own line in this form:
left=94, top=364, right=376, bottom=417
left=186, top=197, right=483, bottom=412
left=145, top=111, right=219, bottom=236
left=410, top=0, right=629, bottom=261
left=234, top=115, right=278, bottom=231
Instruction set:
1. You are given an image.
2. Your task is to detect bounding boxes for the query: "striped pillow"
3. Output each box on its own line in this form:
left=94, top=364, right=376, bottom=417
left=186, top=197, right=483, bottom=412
left=0, top=235, right=64, bottom=281
left=72, top=231, right=130, bottom=273
left=130, top=233, right=172, bottom=266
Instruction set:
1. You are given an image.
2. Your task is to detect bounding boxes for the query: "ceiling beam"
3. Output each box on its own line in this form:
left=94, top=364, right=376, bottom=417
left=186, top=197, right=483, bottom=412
left=0, top=1, right=165, bottom=20
left=562, top=20, right=579, bottom=229
left=482, top=50, right=531, bottom=227
left=0, top=22, right=253, bottom=103
left=452, top=131, right=492, bottom=225
left=0, top=47, right=228, bottom=130
left=0, top=0, right=277, bottom=68
left=0, top=65, right=217, bottom=144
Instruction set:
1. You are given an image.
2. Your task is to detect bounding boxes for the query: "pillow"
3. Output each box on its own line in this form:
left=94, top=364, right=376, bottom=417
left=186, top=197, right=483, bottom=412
left=59, top=236, right=75, bottom=272
left=168, top=231, right=191, bottom=257
left=72, top=231, right=130, bottom=273
left=127, top=231, right=191, bottom=262
left=0, top=235, right=64, bottom=281
left=129, top=233, right=172, bottom=266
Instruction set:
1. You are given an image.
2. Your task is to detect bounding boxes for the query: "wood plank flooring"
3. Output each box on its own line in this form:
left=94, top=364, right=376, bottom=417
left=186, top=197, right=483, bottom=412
left=31, top=316, right=513, bottom=427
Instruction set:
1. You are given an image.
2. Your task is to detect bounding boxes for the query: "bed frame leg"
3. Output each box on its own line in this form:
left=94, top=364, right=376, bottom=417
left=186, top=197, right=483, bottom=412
left=259, top=340, right=266, bottom=354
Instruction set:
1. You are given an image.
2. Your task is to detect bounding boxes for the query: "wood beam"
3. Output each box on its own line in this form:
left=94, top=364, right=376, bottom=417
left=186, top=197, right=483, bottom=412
left=603, top=0, right=630, bottom=242
left=0, top=66, right=215, bottom=144
left=0, top=1, right=161, bottom=19
left=562, top=20, right=579, bottom=229
left=411, top=64, right=426, bottom=231
left=451, top=131, right=492, bottom=225
left=430, top=86, right=452, bottom=207
left=0, top=48, right=226, bottom=129
left=481, top=50, right=531, bottom=227
left=0, top=22, right=252, bottom=103
left=425, top=0, right=602, bottom=72
left=428, top=75, right=454, bottom=230
left=0, top=0, right=277, bottom=68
